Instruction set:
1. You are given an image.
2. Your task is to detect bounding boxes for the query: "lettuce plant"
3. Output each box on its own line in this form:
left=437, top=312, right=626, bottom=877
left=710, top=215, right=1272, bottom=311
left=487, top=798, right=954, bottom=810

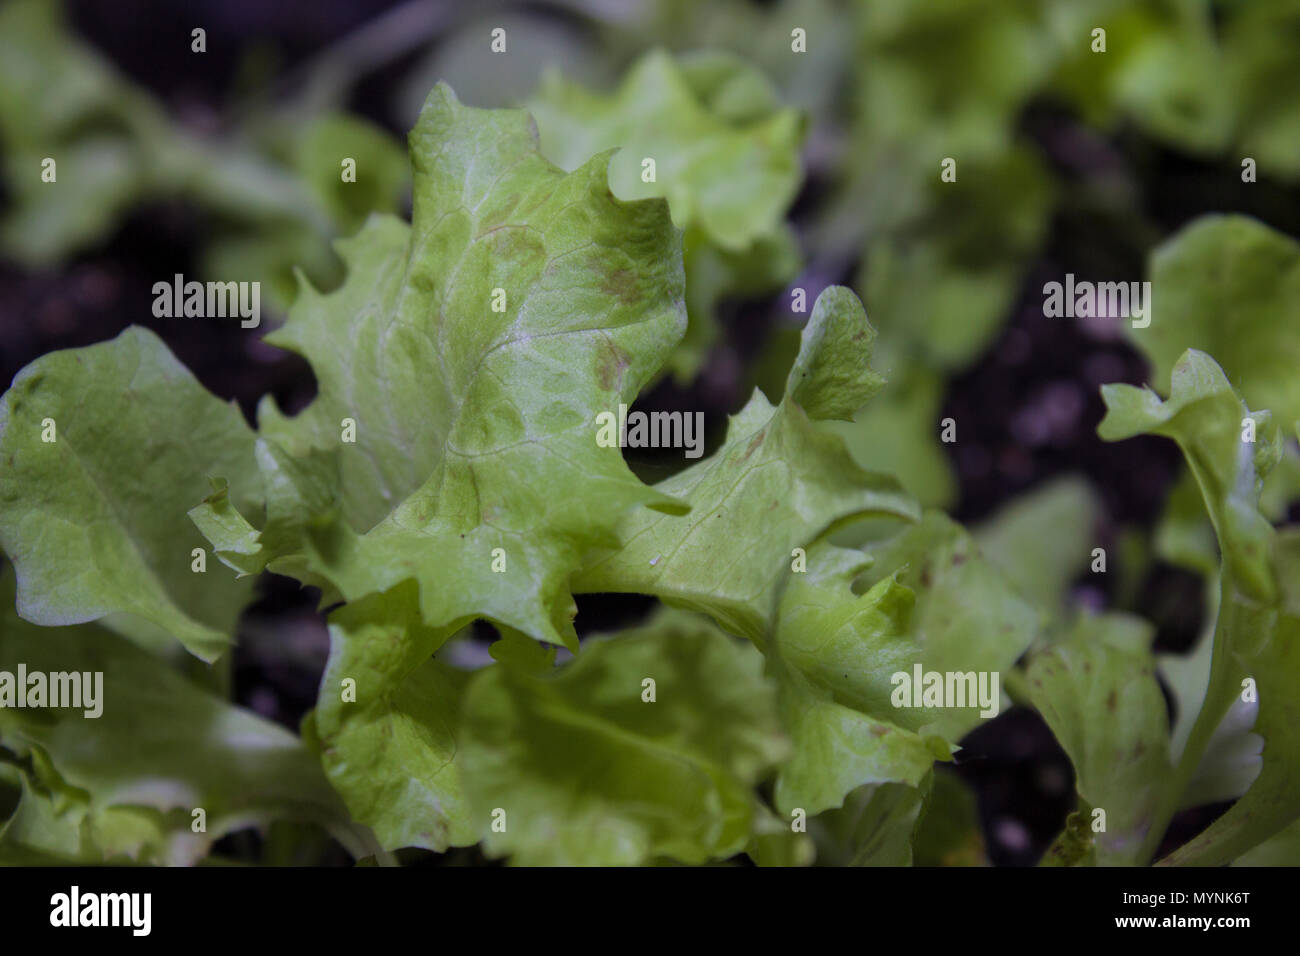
left=2, top=70, right=1298, bottom=867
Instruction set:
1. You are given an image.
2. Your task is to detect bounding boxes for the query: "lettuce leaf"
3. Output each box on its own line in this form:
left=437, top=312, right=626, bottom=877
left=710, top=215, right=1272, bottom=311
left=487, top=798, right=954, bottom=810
left=528, top=49, right=805, bottom=382
left=576, top=286, right=916, bottom=640
left=460, top=609, right=787, bottom=865
left=200, top=84, right=690, bottom=650
left=0, top=566, right=363, bottom=864
left=528, top=49, right=803, bottom=252
left=1135, top=215, right=1300, bottom=431
left=0, top=327, right=261, bottom=661
left=1027, top=613, right=1172, bottom=866
left=1100, top=348, right=1300, bottom=865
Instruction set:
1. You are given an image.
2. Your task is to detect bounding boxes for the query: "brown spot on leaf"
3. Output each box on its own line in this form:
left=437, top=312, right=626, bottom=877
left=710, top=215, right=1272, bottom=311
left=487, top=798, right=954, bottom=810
left=741, top=430, right=766, bottom=461
left=600, top=269, right=637, bottom=304
left=594, top=337, right=631, bottom=391
left=1106, top=690, right=1117, bottom=713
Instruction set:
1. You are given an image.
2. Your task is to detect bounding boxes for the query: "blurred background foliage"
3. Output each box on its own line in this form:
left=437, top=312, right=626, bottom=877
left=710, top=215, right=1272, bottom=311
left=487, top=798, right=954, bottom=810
left=2, top=0, right=1299, bottom=865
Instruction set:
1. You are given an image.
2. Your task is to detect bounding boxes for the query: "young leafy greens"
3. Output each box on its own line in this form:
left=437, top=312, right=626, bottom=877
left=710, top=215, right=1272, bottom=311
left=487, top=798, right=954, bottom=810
left=2, top=20, right=1299, bottom=867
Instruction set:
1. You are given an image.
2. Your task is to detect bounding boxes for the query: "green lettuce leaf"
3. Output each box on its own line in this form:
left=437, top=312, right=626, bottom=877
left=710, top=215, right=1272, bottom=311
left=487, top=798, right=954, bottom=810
left=1099, top=348, right=1281, bottom=602
left=1136, top=215, right=1300, bottom=430
left=0, top=0, right=407, bottom=306
left=0, top=766, right=171, bottom=865
left=1160, top=529, right=1300, bottom=866
left=1223, top=0, right=1300, bottom=180
left=1100, top=349, right=1299, bottom=865
left=0, top=567, right=363, bottom=864
left=460, top=609, right=787, bottom=865
left=0, top=327, right=261, bottom=661
left=912, top=769, right=987, bottom=866
left=826, top=365, right=956, bottom=510
left=201, top=84, right=689, bottom=649
left=311, top=583, right=475, bottom=853
left=768, top=543, right=945, bottom=816
left=576, top=286, right=917, bottom=640
left=1048, top=0, right=1229, bottom=154
left=772, top=515, right=1037, bottom=815
left=528, top=49, right=805, bottom=383
left=856, top=513, right=1039, bottom=743
left=1232, top=817, right=1300, bottom=867
left=1027, top=613, right=1172, bottom=865
left=859, top=148, right=1053, bottom=373
left=676, top=49, right=784, bottom=124
left=528, top=48, right=803, bottom=252
left=1159, top=587, right=1263, bottom=813
left=809, top=777, right=932, bottom=866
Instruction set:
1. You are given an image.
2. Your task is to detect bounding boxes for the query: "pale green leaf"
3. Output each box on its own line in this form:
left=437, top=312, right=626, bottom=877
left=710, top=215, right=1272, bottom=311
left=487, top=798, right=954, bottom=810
left=312, top=582, right=476, bottom=852
left=528, top=48, right=803, bottom=252
left=772, top=518, right=1037, bottom=814
left=460, top=609, right=787, bottom=865
left=209, top=85, right=689, bottom=649
left=1026, top=612, right=1172, bottom=865
left=1136, top=216, right=1300, bottom=428
left=1160, top=530, right=1300, bottom=866
left=856, top=513, right=1040, bottom=743
left=576, top=286, right=917, bottom=641
left=1099, top=348, right=1280, bottom=602
left=0, top=327, right=261, bottom=661
left=0, top=568, right=362, bottom=864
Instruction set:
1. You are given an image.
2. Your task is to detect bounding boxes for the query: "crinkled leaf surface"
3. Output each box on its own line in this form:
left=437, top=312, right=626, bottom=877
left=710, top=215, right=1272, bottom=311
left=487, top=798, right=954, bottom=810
left=769, top=543, right=947, bottom=816
left=460, top=609, right=787, bottom=865
left=0, top=568, right=360, bottom=864
left=311, top=582, right=475, bottom=852
left=855, top=513, right=1039, bottom=742
left=576, top=286, right=917, bottom=640
left=529, top=50, right=804, bottom=382
left=0, top=327, right=261, bottom=661
left=207, top=84, right=689, bottom=649
left=528, top=49, right=803, bottom=252
left=1027, top=613, right=1172, bottom=866
left=771, top=515, right=1037, bottom=815
left=0, top=767, right=169, bottom=865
